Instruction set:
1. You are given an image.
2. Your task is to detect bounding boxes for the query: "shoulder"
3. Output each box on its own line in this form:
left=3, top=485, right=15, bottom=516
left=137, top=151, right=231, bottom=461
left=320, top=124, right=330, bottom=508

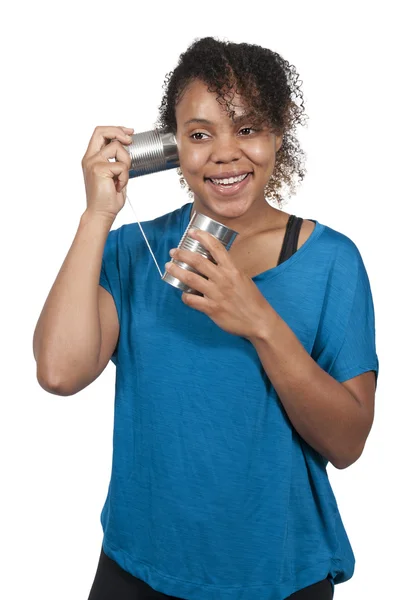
left=312, top=219, right=363, bottom=265
left=312, top=221, right=372, bottom=295
left=293, top=215, right=363, bottom=268
left=293, top=217, right=369, bottom=288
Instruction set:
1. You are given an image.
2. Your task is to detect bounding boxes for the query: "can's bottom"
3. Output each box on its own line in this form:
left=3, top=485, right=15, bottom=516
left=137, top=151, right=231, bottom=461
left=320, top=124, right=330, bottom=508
left=162, top=272, right=203, bottom=296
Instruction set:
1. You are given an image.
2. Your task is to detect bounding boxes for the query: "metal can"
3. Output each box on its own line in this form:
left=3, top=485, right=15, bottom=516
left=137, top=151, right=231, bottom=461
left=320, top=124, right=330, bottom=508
left=162, top=211, right=239, bottom=295
left=123, top=130, right=179, bottom=178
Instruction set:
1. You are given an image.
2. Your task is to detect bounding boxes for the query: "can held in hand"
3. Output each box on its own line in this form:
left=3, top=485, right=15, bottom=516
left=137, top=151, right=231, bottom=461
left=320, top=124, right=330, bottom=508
left=123, top=129, right=179, bottom=178
left=162, top=211, right=239, bottom=295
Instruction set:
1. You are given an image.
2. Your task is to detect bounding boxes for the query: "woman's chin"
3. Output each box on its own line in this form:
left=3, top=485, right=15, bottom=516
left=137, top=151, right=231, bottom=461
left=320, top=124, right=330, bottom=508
left=193, top=194, right=256, bottom=222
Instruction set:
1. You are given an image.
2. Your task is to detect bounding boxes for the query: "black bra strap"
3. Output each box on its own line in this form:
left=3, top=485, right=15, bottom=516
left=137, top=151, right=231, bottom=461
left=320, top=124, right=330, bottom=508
left=277, top=215, right=304, bottom=266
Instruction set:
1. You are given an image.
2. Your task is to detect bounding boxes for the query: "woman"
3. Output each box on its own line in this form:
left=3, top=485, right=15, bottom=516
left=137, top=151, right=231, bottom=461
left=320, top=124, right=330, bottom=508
left=33, top=37, right=378, bottom=599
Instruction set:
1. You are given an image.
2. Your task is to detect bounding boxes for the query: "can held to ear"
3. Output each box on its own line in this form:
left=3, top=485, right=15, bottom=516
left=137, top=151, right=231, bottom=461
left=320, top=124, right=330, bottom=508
left=162, top=212, right=239, bottom=295
left=123, top=129, right=179, bottom=178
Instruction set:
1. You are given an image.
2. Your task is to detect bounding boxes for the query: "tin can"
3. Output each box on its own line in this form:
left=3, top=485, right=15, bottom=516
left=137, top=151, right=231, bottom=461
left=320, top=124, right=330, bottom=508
left=162, top=211, right=239, bottom=295
left=123, top=130, right=179, bottom=178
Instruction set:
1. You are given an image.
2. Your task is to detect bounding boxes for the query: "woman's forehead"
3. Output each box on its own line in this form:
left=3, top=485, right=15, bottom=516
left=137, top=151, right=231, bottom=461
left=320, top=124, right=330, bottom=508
left=176, top=79, right=253, bottom=122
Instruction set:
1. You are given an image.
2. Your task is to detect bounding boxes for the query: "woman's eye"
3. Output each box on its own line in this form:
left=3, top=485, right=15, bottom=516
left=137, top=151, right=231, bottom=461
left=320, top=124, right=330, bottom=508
left=190, top=129, right=256, bottom=140
left=239, top=127, right=256, bottom=135
left=191, top=132, right=208, bottom=140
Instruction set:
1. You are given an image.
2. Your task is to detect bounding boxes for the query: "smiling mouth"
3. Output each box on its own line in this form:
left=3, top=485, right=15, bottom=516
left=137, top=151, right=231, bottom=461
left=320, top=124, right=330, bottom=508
left=204, top=172, right=253, bottom=196
left=210, top=173, right=249, bottom=187
left=206, top=173, right=250, bottom=186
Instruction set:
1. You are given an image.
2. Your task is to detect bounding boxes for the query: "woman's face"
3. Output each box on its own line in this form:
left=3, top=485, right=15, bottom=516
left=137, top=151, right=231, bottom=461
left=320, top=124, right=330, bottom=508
left=175, top=79, right=282, bottom=221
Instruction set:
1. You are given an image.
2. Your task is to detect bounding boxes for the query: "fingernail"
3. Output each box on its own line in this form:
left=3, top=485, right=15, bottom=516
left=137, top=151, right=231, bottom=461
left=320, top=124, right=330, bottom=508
left=189, top=228, right=197, bottom=237
left=169, top=249, right=176, bottom=256
left=165, top=261, right=172, bottom=270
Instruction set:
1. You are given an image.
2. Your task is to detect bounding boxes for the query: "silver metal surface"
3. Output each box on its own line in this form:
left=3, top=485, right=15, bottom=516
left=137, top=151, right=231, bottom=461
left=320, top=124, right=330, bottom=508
left=162, top=211, right=239, bottom=295
left=123, top=130, right=179, bottom=178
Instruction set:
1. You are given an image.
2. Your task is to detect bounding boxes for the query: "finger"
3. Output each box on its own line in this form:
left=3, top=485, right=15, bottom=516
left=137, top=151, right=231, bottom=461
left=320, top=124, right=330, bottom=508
left=169, top=247, right=219, bottom=281
left=97, top=139, right=132, bottom=169
left=181, top=291, right=209, bottom=312
left=164, top=261, right=212, bottom=297
left=84, top=126, right=134, bottom=160
left=189, top=229, right=230, bottom=267
left=91, top=160, right=130, bottom=191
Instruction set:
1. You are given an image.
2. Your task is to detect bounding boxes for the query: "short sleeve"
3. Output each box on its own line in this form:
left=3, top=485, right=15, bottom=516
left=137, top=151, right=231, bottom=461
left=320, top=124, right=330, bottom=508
left=312, top=238, right=379, bottom=386
left=99, top=228, right=122, bottom=365
left=329, top=255, right=379, bottom=384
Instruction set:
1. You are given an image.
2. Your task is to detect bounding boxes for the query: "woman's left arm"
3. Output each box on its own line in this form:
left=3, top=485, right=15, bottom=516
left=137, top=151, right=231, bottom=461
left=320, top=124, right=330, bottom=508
left=247, top=310, right=376, bottom=470
left=165, top=229, right=376, bottom=470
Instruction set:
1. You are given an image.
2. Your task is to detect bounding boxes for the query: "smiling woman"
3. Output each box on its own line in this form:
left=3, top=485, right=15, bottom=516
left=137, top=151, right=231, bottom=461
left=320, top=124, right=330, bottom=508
left=156, top=36, right=307, bottom=212
left=173, top=80, right=283, bottom=221
left=33, top=36, right=378, bottom=600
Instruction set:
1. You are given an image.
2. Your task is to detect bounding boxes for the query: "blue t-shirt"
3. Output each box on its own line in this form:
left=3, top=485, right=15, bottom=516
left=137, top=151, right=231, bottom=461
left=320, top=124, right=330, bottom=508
left=99, top=202, right=378, bottom=600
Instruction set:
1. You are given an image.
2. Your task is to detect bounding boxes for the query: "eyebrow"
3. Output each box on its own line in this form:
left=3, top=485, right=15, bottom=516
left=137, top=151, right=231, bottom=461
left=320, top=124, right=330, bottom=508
left=183, top=115, right=252, bottom=127
left=183, top=118, right=213, bottom=127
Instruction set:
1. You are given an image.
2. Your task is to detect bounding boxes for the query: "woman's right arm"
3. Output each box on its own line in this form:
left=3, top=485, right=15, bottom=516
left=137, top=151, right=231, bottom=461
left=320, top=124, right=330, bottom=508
left=33, top=125, right=134, bottom=396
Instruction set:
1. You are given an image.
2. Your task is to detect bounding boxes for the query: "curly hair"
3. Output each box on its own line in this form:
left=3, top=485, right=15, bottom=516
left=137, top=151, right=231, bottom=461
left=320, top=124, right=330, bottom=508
left=155, top=36, right=308, bottom=208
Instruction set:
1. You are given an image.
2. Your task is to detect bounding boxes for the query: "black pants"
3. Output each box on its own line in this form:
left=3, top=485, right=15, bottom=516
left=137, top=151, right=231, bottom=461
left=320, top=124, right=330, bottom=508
left=88, top=548, right=333, bottom=600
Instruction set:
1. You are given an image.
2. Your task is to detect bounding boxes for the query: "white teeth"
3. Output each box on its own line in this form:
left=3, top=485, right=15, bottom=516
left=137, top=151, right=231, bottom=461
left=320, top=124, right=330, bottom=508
left=210, top=173, right=249, bottom=185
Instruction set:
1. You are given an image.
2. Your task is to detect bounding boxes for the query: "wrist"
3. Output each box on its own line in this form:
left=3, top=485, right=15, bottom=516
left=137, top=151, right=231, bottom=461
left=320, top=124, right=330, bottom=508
left=80, top=209, right=116, bottom=229
left=247, top=304, right=280, bottom=346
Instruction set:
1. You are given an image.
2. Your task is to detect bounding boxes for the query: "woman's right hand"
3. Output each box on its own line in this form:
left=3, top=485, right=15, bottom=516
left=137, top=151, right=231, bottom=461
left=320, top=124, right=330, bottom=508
left=81, top=125, right=134, bottom=220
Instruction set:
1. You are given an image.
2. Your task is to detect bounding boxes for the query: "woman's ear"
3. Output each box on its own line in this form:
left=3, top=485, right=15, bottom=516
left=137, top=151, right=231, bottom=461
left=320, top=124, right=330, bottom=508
left=275, top=134, right=283, bottom=152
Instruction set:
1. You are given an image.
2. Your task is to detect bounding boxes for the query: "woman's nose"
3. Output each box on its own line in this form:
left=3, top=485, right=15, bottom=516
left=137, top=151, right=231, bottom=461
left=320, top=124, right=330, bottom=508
left=210, top=135, right=242, bottom=163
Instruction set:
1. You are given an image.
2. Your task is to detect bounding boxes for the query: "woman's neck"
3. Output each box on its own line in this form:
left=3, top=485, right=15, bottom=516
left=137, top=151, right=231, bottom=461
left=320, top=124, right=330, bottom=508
left=190, top=197, right=285, bottom=240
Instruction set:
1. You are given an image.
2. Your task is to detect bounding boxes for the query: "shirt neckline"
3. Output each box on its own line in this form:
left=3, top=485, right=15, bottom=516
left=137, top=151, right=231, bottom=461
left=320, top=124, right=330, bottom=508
left=179, top=202, right=325, bottom=282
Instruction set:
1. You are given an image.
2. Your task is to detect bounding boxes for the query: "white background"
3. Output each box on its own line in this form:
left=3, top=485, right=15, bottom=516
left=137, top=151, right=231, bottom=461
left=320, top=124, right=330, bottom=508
left=1, top=1, right=396, bottom=598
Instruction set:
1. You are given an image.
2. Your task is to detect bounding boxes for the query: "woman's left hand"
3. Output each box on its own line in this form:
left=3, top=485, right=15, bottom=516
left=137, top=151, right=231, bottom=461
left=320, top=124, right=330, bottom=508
left=164, top=229, right=271, bottom=339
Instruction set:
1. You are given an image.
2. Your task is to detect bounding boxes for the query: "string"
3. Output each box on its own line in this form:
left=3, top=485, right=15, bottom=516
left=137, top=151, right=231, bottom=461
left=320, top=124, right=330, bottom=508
left=125, top=192, right=164, bottom=278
